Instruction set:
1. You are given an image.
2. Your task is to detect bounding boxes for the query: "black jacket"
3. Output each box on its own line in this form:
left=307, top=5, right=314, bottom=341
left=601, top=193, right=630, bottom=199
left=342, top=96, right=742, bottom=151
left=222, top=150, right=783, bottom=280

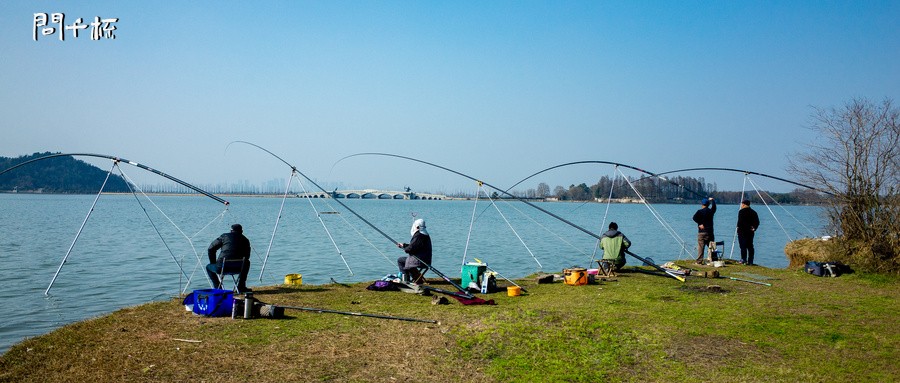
left=402, top=231, right=432, bottom=268
left=692, top=201, right=717, bottom=235
left=737, top=207, right=760, bottom=234
left=208, top=232, right=251, bottom=264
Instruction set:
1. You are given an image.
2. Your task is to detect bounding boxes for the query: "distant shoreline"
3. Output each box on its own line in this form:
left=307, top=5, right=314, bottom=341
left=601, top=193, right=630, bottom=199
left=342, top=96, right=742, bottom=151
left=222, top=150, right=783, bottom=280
left=0, top=191, right=827, bottom=205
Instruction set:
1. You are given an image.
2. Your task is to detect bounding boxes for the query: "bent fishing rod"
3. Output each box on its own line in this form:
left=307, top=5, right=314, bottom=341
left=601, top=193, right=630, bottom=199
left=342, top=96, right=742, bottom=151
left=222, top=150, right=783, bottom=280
left=0, top=153, right=230, bottom=205
left=633, top=167, right=834, bottom=197
left=336, top=153, right=684, bottom=281
left=228, top=142, right=474, bottom=295
left=502, top=160, right=706, bottom=199
left=1, top=152, right=229, bottom=295
left=280, top=304, right=439, bottom=324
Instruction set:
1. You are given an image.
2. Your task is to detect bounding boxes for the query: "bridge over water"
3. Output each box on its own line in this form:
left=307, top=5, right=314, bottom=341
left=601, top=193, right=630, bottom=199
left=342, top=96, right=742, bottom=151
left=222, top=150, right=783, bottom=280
left=296, top=189, right=447, bottom=200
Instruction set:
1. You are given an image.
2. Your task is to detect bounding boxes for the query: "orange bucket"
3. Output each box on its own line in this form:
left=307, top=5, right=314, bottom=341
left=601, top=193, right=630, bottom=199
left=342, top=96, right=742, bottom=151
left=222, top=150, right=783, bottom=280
left=507, top=286, right=522, bottom=297
left=564, top=268, right=588, bottom=286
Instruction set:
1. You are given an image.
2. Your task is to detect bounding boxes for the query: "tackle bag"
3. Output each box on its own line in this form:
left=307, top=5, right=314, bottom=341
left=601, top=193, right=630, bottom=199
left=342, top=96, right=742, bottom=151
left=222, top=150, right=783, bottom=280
left=805, top=261, right=846, bottom=277
left=183, top=289, right=234, bottom=317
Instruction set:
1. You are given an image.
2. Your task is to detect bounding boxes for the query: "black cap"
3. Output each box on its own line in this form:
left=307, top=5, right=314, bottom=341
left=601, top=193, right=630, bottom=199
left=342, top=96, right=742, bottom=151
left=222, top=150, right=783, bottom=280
left=609, top=222, right=618, bottom=230
left=231, top=224, right=243, bottom=233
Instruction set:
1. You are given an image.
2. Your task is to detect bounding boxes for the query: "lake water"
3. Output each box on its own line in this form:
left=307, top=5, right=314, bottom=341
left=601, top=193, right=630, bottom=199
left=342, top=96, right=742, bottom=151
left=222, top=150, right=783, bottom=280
left=0, top=193, right=826, bottom=352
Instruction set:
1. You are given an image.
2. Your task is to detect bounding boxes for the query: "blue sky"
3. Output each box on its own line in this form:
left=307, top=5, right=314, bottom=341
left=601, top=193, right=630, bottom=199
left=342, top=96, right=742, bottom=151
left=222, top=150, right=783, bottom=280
left=1, top=1, right=898, bottom=194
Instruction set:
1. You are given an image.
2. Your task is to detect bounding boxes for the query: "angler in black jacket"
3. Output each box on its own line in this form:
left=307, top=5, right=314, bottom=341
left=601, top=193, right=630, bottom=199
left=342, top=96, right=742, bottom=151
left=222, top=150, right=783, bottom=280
left=206, top=224, right=252, bottom=293
left=692, top=198, right=717, bottom=264
left=396, top=218, right=432, bottom=284
left=736, top=199, right=760, bottom=265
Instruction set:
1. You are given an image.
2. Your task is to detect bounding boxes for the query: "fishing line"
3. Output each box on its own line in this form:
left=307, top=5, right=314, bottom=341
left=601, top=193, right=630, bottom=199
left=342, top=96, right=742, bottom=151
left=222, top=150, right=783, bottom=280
left=295, top=175, right=353, bottom=276
left=483, top=185, right=543, bottom=269
left=258, top=170, right=295, bottom=280
left=3, top=153, right=230, bottom=295
left=336, top=153, right=683, bottom=281
left=498, top=197, right=589, bottom=257
left=750, top=179, right=818, bottom=238
left=728, top=175, right=749, bottom=260
left=618, top=167, right=691, bottom=257
left=314, top=195, right=394, bottom=267
left=45, top=162, right=115, bottom=296
left=588, top=168, right=619, bottom=267
left=117, top=168, right=205, bottom=291
left=748, top=177, right=793, bottom=241
left=181, top=207, right=229, bottom=293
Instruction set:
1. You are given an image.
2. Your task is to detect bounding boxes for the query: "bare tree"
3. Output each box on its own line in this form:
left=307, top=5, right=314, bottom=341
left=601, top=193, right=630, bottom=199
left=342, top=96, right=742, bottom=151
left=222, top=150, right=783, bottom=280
left=789, top=97, right=900, bottom=273
left=536, top=182, right=550, bottom=197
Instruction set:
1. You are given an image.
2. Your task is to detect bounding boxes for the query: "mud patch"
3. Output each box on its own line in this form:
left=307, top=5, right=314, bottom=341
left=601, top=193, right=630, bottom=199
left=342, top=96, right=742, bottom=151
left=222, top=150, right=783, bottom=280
left=665, top=335, right=776, bottom=365
left=678, top=285, right=730, bottom=294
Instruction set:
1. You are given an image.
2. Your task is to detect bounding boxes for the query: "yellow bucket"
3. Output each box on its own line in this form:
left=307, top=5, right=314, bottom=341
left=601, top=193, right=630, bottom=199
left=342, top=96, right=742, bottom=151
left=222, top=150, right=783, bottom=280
left=564, top=268, right=588, bottom=286
left=284, top=273, right=302, bottom=286
left=507, top=286, right=522, bottom=297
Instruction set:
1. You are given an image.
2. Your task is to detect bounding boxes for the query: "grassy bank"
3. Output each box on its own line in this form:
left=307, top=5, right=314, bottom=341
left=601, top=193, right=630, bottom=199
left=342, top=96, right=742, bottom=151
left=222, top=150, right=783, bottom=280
left=1, top=263, right=897, bottom=383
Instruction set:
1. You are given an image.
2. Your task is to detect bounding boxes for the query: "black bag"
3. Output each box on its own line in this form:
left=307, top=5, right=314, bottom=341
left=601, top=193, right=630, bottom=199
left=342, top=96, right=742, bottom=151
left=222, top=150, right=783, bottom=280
left=806, top=261, right=846, bottom=277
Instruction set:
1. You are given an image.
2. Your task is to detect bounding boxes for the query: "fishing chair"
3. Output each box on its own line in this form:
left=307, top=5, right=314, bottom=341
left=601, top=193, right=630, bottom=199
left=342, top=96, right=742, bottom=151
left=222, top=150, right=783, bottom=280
left=401, top=266, right=429, bottom=285
left=596, top=259, right=617, bottom=278
left=708, top=241, right=725, bottom=262
left=216, top=258, right=246, bottom=291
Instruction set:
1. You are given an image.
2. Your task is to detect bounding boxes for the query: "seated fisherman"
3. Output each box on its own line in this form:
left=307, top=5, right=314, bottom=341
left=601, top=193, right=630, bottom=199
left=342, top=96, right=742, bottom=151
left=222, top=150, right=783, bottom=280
left=396, top=218, right=432, bottom=284
left=600, top=222, right=631, bottom=271
left=207, top=224, right=252, bottom=293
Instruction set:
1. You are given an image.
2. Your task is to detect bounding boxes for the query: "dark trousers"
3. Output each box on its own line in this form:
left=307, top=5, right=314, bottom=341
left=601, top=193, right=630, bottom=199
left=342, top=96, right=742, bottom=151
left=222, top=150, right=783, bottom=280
left=738, top=231, right=755, bottom=264
left=206, top=260, right=250, bottom=289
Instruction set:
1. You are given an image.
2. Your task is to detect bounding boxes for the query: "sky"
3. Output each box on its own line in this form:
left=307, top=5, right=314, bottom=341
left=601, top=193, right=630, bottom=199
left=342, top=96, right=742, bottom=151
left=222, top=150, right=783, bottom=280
left=1, top=1, right=898, bottom=195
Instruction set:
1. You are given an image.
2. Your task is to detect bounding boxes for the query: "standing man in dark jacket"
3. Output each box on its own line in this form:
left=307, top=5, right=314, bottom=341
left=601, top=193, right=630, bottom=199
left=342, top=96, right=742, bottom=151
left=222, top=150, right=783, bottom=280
left=692, top=197, right=717, bottom=264
left=397, top=218, right=432, bottom=284
left=736, top=199, right=761, bottom=265
left=207, top=224, right=252, bottom=293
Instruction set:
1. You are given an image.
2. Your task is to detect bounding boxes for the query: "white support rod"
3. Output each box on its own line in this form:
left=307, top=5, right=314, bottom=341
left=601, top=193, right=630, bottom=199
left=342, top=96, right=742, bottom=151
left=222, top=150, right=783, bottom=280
left=45, top=163, right=115, bottom=296
left=259, top=170, right=295, bottom=280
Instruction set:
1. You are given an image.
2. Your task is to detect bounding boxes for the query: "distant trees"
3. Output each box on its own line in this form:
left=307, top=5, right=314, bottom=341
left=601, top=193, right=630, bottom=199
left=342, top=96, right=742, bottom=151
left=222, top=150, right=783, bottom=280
left=790, top=97, right=900, bottom=273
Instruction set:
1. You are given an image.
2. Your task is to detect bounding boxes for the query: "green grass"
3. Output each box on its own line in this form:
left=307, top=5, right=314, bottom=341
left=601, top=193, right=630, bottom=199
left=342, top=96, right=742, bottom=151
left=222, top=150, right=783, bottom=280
left=1, top=263, right=898, bottom=382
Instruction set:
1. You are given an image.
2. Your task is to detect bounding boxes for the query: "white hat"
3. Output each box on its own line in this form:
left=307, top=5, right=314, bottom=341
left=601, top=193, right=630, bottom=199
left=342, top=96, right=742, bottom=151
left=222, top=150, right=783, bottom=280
left=411, top=218, right=428, bottom=236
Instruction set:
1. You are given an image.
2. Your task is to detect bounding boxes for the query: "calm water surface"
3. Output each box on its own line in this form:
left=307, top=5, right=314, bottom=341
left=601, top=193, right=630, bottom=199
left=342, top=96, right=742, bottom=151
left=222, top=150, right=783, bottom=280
left=0, top=194, right=826, bottom=352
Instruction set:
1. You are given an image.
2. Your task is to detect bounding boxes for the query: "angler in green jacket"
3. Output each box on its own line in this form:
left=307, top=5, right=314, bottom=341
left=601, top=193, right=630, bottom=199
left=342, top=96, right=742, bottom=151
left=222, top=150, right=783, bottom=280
left=600, top=222, right=631, bottom=271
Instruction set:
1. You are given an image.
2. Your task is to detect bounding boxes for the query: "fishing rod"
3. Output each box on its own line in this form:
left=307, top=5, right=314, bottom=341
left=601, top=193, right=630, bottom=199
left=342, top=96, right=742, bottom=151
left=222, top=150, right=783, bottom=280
left=225, top=142, right=352, bottom=278
left=503, top=160, right=707, bottom=199
left=0, top=153, right=229, bottom=205
left=637, top=167, right=834, bottom=197
left=336, top=153, right=684, bottom=282
left=728, top=276, right=772, bottom=286
left=280, top=304, right=439, bottom=324
left=228, top=142, right=474, bottom=296
left=625, top=250, right=685, bottom=282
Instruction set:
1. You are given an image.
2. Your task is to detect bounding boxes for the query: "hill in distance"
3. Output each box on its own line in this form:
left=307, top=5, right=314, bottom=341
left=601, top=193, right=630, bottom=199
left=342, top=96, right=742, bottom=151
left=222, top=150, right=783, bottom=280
left=0, top=152, right=131, bottom=193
